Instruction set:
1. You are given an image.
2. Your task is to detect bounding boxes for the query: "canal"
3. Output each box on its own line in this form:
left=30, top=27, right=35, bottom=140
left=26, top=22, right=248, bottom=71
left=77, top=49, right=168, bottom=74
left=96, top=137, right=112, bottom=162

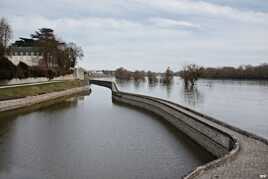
left=0, top=85, right=213, bottom=179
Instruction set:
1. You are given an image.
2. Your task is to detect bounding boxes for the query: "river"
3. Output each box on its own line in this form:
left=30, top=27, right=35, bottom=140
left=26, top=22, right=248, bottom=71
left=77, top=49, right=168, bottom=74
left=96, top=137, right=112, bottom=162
left=0, top=85, right=213, bottom=179
left=115, top=77, right=268, bottom=139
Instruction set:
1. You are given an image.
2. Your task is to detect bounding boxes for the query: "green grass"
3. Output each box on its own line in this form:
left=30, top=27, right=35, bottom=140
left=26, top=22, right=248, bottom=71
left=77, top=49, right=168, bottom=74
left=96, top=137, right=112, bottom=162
left=0, top=80, right=87, bottom=100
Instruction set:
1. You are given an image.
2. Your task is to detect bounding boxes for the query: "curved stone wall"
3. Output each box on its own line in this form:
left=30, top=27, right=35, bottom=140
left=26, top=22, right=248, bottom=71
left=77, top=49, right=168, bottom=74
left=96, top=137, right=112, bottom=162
left=89, top=80, right=241, bottom=177
left=112, top=92, right=237, bottom=157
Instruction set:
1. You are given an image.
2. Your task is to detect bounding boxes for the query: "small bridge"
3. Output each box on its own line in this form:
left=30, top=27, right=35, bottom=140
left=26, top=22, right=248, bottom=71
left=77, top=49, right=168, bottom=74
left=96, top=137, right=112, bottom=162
left=89, top=79, right=119, bottom=92
left=89, top=79, right=268, bottom=179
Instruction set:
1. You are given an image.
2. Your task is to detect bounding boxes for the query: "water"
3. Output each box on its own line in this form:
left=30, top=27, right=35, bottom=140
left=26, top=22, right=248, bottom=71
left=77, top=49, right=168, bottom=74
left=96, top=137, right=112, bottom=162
left=114, top=77, right=268, bottom=139
left=0, top=85, right=213, bottom=179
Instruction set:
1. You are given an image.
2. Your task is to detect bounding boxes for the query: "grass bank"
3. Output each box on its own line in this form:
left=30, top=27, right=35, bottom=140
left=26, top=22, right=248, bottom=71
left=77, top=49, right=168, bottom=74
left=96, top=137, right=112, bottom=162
left=0, top=80, right=88, bottom=100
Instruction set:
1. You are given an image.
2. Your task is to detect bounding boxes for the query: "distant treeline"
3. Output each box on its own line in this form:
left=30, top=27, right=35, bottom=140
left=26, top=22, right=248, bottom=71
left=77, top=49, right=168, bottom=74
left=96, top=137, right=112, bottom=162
left=198, top=64, right=268, bottom=80
left=114, top=67, right=174, bottom=84
left=115, top=67, right=146, bottom=81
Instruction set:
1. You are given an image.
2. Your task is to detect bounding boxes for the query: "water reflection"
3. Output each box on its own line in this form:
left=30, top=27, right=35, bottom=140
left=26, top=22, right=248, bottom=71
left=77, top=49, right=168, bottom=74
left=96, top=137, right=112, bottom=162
left=0, top=95, right=87, bottom=177
left=97, top=77, right=268, bottom=138
left=114, top=77, right=268, bottom=138
left=0, top=86, right=213, bottom=179
left=114, top=77, right=203, bottom=106
left=182, top=86, right=203, bottom=107
left=133, top=80, right=144, bottom=90
left=115, top=79, right=132, bottom=88
left=202, top=79, right=268, bottom=87
left=148, top=80, right=158, bottom=88
left=160, top=79, right=174, bottom=98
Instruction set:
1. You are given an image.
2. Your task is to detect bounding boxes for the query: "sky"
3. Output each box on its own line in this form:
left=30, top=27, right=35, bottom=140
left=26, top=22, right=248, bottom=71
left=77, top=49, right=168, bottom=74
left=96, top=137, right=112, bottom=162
left=1, top=0, right=268, bottom=71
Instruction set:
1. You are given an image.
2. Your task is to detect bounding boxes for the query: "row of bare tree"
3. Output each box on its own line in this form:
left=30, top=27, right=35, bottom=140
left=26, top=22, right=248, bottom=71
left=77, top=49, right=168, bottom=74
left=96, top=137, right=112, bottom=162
left=114, top=63, right=268, bottom=88
left=179, top=63, right=268, bottom=87
left=199, top=64, right=268, bottom=80
left=114, top=67, right=174, bottom=84
left=114, top=67, right=145, bottom=81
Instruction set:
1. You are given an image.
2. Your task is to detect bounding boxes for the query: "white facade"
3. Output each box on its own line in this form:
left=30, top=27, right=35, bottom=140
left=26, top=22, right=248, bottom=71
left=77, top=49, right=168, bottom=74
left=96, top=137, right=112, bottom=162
left=74, top=67, right=86, bottom=80
left=8, top=54, right=43, bottom=67
left=8, top=47, right=43, bottom=67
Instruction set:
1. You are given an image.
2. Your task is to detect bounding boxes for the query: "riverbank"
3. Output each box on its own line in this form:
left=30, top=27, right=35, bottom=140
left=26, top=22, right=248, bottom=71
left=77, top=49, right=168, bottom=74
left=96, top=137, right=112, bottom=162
left=0, top=80, right=88, bottom=101
left=0, top=80, right=90, bottom=112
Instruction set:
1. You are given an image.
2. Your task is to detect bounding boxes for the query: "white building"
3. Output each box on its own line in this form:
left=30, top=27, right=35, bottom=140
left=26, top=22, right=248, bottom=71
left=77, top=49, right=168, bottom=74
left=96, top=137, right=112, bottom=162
left=74, top=67, right=87, bottom=80
left=8, top=47, right=43, bottom=67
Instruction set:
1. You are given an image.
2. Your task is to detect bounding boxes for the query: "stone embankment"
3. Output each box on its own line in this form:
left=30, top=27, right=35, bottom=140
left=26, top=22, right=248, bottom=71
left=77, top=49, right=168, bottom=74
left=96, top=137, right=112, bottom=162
left=0, top=86, right=90, bottom=112
left=89, top=79, right=268, bottom=179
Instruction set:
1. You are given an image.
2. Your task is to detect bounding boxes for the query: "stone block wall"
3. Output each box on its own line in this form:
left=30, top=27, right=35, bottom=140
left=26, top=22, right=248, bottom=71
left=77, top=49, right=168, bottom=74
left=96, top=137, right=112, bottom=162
left=112, top=93, right=234, bottom=157
left=89, top=79, right=236, bottom=158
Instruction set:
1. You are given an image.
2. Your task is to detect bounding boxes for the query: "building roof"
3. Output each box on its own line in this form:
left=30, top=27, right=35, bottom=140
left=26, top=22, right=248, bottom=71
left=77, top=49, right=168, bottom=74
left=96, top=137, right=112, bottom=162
left=10, top=47, right=43, bottom=53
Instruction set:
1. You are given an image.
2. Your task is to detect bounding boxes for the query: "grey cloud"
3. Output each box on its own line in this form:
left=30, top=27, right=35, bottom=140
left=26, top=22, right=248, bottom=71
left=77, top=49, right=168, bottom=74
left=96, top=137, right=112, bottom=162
left=1, top=0, right=268, bottom=71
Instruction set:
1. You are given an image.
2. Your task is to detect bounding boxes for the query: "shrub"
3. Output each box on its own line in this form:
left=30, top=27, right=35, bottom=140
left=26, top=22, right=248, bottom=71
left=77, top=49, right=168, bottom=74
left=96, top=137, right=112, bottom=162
left=16, top=62, right=30, bottom=79
left=0, top=57, right=16, bottom=80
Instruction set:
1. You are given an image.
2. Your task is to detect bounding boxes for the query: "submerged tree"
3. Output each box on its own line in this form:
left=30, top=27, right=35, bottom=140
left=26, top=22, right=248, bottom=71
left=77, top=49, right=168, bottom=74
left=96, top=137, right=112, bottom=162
left=147, top=70, right=158, bottom=83
left=133, top=70, right=145, bottom=81
left=180, top=64, right=201, bottom=87
left=115, top=67, right=132, bottom=80
left=161, top=67, right=174, bottom=84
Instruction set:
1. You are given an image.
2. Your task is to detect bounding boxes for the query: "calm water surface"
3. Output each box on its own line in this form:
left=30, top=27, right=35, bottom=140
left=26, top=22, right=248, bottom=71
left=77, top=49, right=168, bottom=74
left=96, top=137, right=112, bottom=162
left=0, top=86, right=213, bottom=179
left=114, top=77, right=268, bottom=139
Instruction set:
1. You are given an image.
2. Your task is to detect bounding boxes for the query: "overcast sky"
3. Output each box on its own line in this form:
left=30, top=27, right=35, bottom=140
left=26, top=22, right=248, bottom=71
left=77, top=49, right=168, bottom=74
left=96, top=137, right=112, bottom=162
left=1, top=0, right=268, bottom=71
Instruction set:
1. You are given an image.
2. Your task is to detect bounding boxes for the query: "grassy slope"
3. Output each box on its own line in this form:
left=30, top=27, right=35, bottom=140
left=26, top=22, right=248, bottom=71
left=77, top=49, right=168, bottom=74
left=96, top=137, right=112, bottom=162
left=0, top=80, right=87, bottom=100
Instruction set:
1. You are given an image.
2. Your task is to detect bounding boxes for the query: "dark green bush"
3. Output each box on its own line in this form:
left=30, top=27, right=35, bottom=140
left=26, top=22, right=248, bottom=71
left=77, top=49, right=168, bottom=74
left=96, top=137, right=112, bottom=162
left=0, top=57, right=16, bottom=80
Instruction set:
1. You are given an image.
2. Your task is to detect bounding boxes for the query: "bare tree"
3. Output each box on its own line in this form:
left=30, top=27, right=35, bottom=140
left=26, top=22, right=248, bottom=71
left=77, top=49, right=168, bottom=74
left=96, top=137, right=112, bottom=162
left=66, top=42, right=84, bottom=68
left=147, top=70, right=158, bottom=83
left=115, top=67, right=132, bottom=80
left=180, top=64, right=201, bottom=87
left=0, top=17, right=12, bottom=56
left=133, top=70, right=145, bottom=81
left=161, top=67, right=174, bottom=84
